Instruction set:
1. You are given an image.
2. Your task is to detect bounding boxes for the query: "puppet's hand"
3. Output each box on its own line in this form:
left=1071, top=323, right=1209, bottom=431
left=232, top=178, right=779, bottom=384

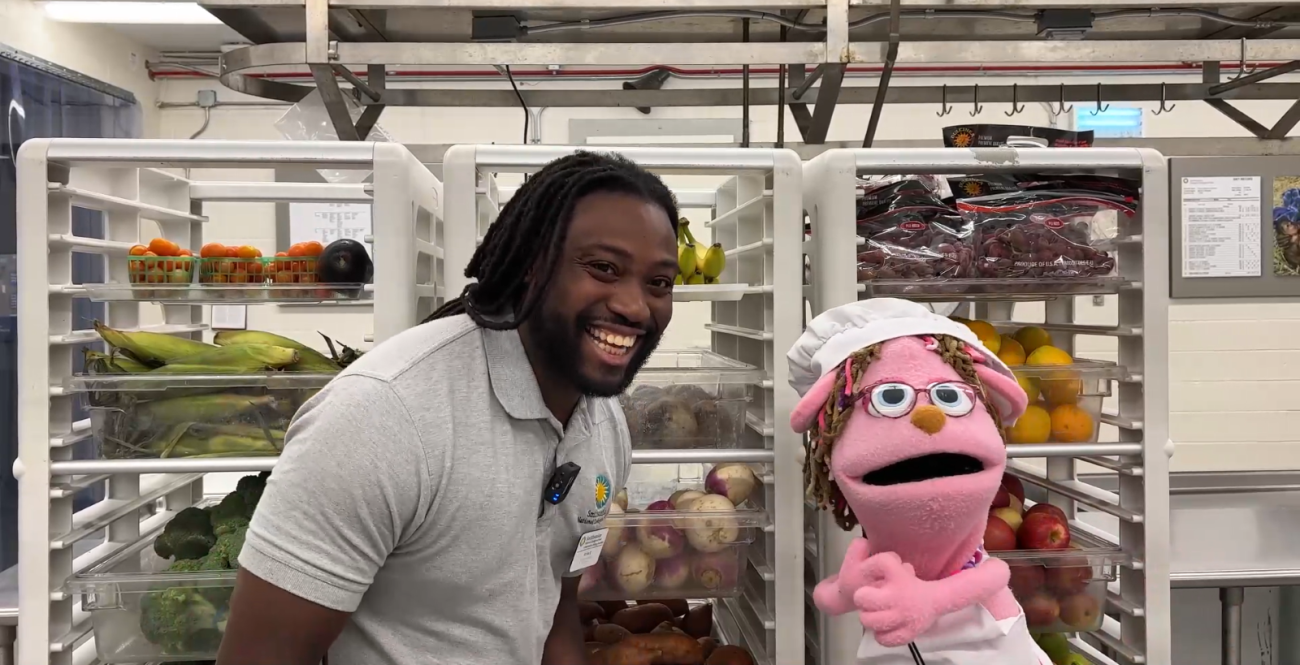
left=851, top=552, right=938, bottom=647
left=812, top=538, right=871, bottom=616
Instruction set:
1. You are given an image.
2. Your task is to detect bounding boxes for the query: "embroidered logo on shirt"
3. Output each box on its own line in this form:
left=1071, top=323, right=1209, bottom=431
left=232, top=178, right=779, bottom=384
left=594, top=474, right=612, bottom=511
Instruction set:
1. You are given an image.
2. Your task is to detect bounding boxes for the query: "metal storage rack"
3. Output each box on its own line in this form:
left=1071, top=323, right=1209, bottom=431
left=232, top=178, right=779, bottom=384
left=802, top=147, right=1171, bottom=665
left=15, top=139, right=443, bottom=665
left=439, top=144, right=805, bottom=664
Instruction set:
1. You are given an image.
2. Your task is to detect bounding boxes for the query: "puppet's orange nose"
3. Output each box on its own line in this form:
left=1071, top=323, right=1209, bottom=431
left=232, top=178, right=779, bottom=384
left=911, top=404, right=946, bottom=434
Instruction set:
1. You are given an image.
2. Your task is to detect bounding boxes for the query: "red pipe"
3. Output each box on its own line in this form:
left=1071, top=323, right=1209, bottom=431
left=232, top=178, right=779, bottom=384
left=150, top=62, right=1284, bottom=80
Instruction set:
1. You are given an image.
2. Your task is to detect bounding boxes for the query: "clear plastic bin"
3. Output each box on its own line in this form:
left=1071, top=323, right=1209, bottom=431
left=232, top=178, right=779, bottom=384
left=1003, top=364, right=1112, bottom=446
left=619, top=350, right=763, bottom=450
left=990, top=530, right=1125, bottom=634
left=69, top=510, right=235, bottom=663
left=67, top=373, right=335, bottom=459
left=579, top=464, right=767, bottom=602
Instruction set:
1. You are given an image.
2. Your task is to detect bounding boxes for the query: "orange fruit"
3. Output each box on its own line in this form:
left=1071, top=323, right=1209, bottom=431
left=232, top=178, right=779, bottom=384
left=178, top=248, right=193, bottom=257
left=128, top=244, right=148, bottom=256
left=1015, top=326, right=1053, bottom=355
left=200, top=243, right=226, bottom=259
left=1049, top=404, right=1095, bottom=443
left=225, top=246, right=240, bottom=258
left=997, top=336, right=1027, bottom=366
left=302, top=240, right=324, bottom=257
left=148, top=238, right=179, bottom=257
left=143, top=250, right=157, bottom=257
left=1006, top=404, right=1051, bottom=444
left=286, top=243, right=307, bottom=258
left=236, top=245, right=260, bottom=259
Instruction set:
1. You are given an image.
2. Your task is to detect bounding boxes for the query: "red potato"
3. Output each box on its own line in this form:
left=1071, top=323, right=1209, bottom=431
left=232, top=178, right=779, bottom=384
left=705, top=645, right=756, bottom=665
left=612, top=603, right=675, bottom=634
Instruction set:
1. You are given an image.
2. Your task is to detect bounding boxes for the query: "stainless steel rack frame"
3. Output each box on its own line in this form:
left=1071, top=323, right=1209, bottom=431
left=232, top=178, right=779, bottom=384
left=15, top=139, right=443, bottom=665
left=439, top=144, right=806, bottom=664
left=802, top=147, right=1172, bottom=665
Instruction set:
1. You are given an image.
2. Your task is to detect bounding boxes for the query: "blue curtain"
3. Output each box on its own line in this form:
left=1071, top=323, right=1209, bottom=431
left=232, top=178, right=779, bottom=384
left=0, top=50, right=141, bottom=570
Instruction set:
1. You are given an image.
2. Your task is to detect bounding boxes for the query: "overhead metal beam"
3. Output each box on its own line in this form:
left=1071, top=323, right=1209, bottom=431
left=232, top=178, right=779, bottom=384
left=1209, top=60, right=1300, bottom=97
left=1268, top=100, right=1300, bottom=140
left=861, top=0, right=901, bottom=148
left=357, top=81, right=1300, bottom=108
left=310, top=64, right=361, bottom=140
left=220, top=39, right=1300, bottom=72
left=1198, top=6, right=1300, bottom=40
left=803, top=64, right=845, bottom=144
left=1205, top=98, right=1272, bottom=138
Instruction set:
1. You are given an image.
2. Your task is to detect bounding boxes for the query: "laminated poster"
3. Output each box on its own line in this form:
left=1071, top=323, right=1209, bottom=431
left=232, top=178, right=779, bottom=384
left=1273, top=176, right=1300, bottom=276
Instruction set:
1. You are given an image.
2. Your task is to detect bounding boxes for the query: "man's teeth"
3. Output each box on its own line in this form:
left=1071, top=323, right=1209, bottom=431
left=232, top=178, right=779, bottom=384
left=588, top=327, right=635, bottom=355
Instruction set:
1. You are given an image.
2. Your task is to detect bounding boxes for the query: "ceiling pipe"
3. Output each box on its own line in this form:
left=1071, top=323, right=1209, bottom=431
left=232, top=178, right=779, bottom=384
left=148, top=62, right=1291, bottom=82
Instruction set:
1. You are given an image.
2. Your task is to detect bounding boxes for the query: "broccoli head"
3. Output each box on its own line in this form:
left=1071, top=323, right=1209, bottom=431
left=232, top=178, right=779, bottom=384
left=234, top=471, right=270, bottom=516
left=209, top=492, right=250, bottom=536
left=138, top=585, right=220, bottom=655
left=154, top=507, right=216, bottom=561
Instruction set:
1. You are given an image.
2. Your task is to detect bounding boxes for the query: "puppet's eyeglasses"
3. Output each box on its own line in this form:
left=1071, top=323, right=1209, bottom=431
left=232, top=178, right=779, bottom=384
left=855, top=381, right=977, bottom=419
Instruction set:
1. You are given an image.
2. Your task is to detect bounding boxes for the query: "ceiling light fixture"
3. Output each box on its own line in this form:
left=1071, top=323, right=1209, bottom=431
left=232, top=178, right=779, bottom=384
left=41, top=2, right=222, bottom=25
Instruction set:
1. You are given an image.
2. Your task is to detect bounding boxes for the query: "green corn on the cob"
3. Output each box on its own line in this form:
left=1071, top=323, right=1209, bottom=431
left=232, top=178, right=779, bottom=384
left=213, top=330, right=341, bottom=372
left=165, top=344, right=300, bottom=369
left=188, top=423, right=287, bottom=441
left=160, top=433, right=284, bottom=458
left=94, top=320, right=214, bottom=364
left=84, top=350, right=152, bottom=373
left=148, top=364, right=271, bottom=375
left=134, top=393, right=276, bottom=428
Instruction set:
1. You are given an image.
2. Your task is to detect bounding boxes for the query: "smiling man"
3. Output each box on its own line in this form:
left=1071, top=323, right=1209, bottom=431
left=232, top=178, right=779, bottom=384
left=216, top=152, right=679, bottom=665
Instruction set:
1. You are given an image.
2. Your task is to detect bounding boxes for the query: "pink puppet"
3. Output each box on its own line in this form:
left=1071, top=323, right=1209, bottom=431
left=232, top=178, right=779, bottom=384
left=788, top=298, right=1051, bottom=665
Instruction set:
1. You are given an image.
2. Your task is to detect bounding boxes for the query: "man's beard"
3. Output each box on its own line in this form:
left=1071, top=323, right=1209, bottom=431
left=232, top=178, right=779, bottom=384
left=530, top=305, right=662, bottom=397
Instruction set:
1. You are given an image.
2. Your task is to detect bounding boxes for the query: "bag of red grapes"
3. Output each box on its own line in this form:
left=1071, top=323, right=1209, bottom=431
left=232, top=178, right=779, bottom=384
left=855, top=177, right=970, bottom=281
left=958, top=189, right=1133, bottom=279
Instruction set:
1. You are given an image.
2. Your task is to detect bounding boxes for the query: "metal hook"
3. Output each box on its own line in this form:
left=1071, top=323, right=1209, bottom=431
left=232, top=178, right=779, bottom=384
left=1004, top=83, right=1025, bottom=117
left=1050, top=83, right=1074, bottom=117
left=1230, top=38, right=1258, bottom=80
left=1152, top=82, right=1176, bottom=115
left=1090, top=83, right=1110, bottom=116
left=969, top=84, right=983, bottom=117
left=936, top=84, right=953, bottom=117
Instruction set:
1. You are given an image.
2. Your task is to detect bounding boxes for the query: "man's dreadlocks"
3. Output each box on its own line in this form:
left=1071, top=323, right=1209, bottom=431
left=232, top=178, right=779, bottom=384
left=426, top=151, right=679, bottom=329
left=805, top=335, right=1005, bottom=531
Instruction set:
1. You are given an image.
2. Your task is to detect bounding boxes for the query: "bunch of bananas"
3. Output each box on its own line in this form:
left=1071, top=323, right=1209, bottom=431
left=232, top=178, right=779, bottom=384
left=675, top=218, right=726, bottom=285
left=86, top=322, right=356, bottom=459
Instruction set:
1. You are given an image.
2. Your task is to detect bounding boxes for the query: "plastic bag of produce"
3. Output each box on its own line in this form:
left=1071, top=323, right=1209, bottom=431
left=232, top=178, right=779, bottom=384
left=855, top=178, right=969, bottom=281
left=942, top=124, right=1094, bottom=148
left=958, top=190, right=1131, bottom=279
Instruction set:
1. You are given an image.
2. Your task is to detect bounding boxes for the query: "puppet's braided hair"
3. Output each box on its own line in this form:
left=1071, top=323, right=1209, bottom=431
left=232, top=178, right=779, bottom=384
left=804, top=334, right=1005, bottom=532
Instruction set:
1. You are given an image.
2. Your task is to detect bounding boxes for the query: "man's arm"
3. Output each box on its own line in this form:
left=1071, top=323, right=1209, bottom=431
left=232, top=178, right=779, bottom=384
left=216, top=569, right=350, bottom=665
left=215, top=375, right=433, bottom=665
left=540, top=576, right=588, bottom=665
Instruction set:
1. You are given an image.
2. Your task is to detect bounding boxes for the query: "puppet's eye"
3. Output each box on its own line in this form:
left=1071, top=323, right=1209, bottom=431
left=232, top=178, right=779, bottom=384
left=868, top=383, right=915, bottom=418
left=929, top=382, right=974, bottom=416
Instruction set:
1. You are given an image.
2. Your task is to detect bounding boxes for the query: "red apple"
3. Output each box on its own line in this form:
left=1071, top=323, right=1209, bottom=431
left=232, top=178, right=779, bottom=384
left=1018, top=512, right=1071, bottom=550
left=1025, top=502, right=1069, bottom=524
left=990, top=506, right=1023, bottom=532
left=1002, top=474, right=1025, bottom=505
left=1046, top=565, right=1092, bottom=595
left=1059, top=592, right=1102, bottom=630
left=992, top=485, right=1011, bottom=509
left=984, top=514, right=1018, bottom=552
left=1008, top=565, right=1046, bottom=599
left=1022, top=593, right=1061, bottom=628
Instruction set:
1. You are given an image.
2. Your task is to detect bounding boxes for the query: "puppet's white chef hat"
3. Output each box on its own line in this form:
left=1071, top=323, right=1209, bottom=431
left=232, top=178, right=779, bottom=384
left=787, top=298, right=1015, bottom=397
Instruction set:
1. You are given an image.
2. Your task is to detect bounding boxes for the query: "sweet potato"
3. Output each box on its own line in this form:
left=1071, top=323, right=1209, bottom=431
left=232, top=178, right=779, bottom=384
left=612, top=603, right=675, bottom=634
left=697, top=637, right=719, bottom=659
left=652, top=621, right=678, bottom=634
left=579, top=601, right=607, bottom=623
left=598, top=600, right=631, bottom=616
left=682, top=603, right=714, bottom=639
left=594, top=623, right=633, bottom=644
left=642, top=598, right=690, bottom=617
left=622, top=633, right=706, bottom=665
left=704, top=645, right=755, bottom=665
left=601, top=642, right=661, bottom=665
left=586, top=642, right=608, bottom=660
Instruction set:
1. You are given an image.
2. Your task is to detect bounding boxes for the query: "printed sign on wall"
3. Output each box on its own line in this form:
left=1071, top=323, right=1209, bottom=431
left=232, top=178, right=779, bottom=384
left=288, top=202, right=372, bottom=255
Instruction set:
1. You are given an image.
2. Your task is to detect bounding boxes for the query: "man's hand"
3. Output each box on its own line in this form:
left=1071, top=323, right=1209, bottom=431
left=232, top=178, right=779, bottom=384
left=541, top=576, right=589, bottom=665
left=215, top=568, right=351, bottom=665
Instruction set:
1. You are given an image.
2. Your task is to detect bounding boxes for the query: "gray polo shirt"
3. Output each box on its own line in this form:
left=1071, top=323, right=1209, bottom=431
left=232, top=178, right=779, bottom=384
left=239, top=314, right=631, bottom=664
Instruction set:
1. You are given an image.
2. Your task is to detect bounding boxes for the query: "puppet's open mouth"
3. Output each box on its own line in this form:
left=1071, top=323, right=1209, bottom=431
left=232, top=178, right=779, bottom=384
left=861, top=453, right=984, bottom=486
